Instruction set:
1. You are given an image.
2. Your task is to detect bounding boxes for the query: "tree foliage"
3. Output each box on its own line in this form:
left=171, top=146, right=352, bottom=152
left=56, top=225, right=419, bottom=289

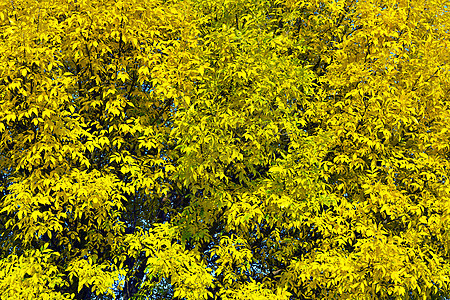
left=0, top=0, right=449, bottom=299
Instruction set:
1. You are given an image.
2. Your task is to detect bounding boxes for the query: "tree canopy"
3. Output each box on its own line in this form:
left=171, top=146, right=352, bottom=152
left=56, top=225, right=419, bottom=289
left=0, top=0, right=449, bottom=299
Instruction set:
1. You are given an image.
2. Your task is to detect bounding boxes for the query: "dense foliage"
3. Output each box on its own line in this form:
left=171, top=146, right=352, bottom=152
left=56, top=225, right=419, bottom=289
left=0, top=0, right=449, bottom=299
